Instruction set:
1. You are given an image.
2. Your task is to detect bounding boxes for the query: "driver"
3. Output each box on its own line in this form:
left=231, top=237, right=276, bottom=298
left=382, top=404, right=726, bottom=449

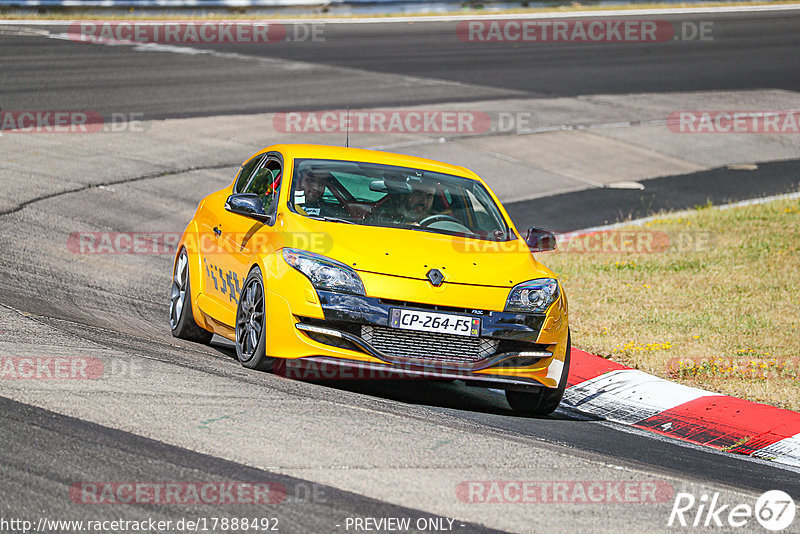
left=294, top=167, right=344, bottom=217
left=373, top=178, right=438, bottom=224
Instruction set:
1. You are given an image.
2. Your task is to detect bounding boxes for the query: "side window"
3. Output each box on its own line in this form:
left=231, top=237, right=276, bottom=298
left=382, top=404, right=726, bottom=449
left=234, top=155, right=264, bottom=193
left=244, top=158, right=282, bottom=212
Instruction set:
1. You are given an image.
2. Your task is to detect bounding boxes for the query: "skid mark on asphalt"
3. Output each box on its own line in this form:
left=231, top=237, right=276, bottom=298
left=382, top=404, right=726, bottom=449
left=45, top=29, right=502, bottom=92
left=0, top=162, right=239, bottom=217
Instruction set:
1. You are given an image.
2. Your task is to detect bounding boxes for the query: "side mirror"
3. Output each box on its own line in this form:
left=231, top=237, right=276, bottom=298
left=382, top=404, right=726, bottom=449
left=225, top=193, right=274, bottom=224
left=525, top=227, right=556, bottom=252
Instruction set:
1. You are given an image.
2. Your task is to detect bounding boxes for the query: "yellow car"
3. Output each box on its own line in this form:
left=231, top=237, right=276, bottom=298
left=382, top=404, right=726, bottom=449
left=170, top=144, right=570, bottom=415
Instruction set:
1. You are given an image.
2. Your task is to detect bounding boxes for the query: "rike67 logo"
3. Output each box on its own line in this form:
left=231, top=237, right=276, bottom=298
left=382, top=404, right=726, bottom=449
left=669, top=490, right=796, bottom=531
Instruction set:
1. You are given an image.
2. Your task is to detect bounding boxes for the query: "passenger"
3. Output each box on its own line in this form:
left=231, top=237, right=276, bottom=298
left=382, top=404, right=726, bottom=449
left=372, top=178, right=438, bottom=224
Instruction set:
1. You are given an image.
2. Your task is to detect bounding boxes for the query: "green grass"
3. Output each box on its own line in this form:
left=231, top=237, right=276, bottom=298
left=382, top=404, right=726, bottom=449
left=548, top=196, right=800, bottom=411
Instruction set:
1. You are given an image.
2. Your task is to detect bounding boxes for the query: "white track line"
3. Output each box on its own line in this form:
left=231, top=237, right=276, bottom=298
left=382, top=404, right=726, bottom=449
left=558, top=190, right=800, bottom=240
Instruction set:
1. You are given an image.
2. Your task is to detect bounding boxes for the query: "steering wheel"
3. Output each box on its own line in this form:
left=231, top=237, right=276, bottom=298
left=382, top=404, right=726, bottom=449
left=418, top=214, right=466, bottom=227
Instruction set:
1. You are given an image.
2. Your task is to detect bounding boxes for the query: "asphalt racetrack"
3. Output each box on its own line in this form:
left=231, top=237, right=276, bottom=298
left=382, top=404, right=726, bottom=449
left=0, top=11, right=797, bottom=118
left=1, top=8, right=799, bottom=534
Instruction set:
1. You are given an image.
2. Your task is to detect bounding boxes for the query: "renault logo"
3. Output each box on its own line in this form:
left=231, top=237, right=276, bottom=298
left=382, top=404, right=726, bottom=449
left=426, top=268, right=444, bottom=287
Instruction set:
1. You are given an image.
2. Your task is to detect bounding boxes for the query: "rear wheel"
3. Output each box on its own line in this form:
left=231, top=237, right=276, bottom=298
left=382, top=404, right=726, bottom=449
left=235, top=267, right=274, bottom=371
left=169, top=248, right=213, bottom=344
left=506, top=332, right=571, bottom=415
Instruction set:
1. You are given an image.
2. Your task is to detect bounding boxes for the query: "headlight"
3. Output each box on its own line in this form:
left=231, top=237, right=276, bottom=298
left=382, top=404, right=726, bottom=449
left=505, top=278, right=559, bottom=313
left=282, top=248, right=365, bottom=295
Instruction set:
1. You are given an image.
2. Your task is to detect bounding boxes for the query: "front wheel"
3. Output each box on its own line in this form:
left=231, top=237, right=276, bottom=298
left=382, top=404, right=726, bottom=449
left=170, top=248, right=213, bottom=344
left=506, top=332, right=571, bottom=416
left=235, top=267, right=274, bottom=371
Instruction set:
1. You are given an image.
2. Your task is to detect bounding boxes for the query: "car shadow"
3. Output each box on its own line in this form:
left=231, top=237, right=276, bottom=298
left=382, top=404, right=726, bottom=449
left=208, top=336, right=589, bottom=421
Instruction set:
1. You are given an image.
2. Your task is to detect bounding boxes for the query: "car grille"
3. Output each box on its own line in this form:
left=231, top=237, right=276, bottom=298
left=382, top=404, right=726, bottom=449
left=361, top=325, right=499, bottom=364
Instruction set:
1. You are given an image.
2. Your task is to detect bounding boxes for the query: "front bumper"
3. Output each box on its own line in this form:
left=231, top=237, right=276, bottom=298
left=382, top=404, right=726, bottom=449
left=289, top=290, right=561, bottom=388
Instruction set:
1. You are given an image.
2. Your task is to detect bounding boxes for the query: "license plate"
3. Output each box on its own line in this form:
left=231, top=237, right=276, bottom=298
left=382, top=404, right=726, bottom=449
left=390, top=308, right=480, bottom=337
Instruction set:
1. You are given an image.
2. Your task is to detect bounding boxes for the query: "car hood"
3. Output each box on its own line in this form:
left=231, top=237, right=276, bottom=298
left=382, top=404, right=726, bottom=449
left=280, top=215, right=554, bottom=288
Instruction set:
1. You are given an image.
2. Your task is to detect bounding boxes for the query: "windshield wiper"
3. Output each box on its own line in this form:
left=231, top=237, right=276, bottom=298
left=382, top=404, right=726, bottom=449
left=308, top=216, right=356, bottom=224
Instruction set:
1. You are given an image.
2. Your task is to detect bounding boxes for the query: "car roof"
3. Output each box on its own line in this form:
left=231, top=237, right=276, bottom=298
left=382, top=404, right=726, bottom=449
left=261, top=144, right=481, bottom=182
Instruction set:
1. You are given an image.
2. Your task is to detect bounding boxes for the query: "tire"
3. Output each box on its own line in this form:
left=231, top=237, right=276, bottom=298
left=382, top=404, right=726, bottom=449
left=506, top=332, right=571, bottom=416
left=170, top=248, right=214, bottom=344
left=235, top=267, right=274, bottom=371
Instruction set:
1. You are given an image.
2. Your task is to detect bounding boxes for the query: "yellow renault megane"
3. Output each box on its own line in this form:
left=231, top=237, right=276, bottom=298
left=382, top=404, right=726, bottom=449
left=170, top=144, right=570, bottom=414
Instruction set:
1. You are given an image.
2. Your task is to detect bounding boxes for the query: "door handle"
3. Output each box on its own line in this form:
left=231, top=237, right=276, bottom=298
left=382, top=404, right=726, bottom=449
left=213, top=226, right=222, bottom=237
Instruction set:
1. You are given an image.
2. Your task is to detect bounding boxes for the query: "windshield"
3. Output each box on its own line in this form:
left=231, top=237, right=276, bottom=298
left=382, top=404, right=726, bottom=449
left=289, top=158, right=514, bottom=241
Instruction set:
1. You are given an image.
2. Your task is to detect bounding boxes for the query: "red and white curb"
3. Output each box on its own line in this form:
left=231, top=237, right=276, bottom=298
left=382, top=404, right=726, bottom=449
left=563, top=348, right=800, bottom=468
